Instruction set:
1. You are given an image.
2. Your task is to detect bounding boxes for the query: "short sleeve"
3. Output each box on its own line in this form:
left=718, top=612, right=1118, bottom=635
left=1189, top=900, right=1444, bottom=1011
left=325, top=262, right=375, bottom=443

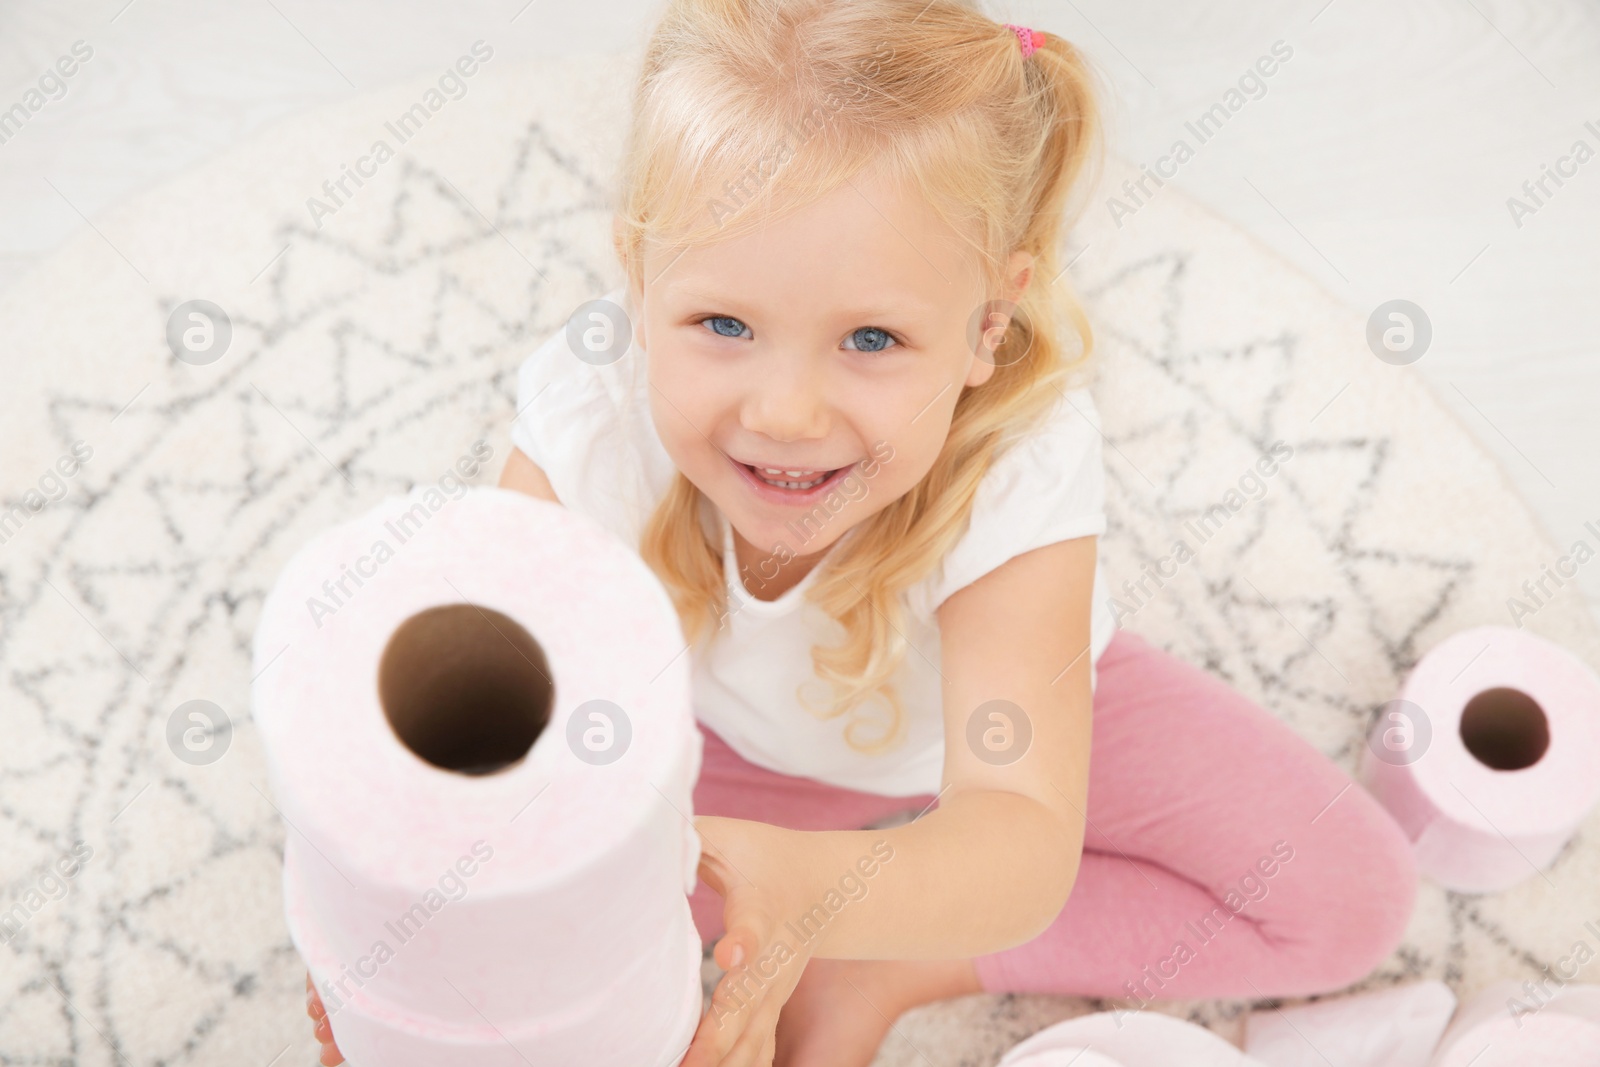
left=509, top=317, right=583, bottom=477
left=917, top=385, right=1106, bottom=613
left=508, top=286, right=673, bottom=545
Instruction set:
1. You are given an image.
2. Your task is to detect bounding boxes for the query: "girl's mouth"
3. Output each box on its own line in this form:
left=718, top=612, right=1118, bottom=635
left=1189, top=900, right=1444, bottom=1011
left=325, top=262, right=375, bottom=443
left=728, top=455, right=857, bottom=504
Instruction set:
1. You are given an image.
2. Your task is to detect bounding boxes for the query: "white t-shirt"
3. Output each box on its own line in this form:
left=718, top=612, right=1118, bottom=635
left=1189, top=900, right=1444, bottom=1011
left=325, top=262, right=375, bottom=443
left=511, top=285, right=1115, bottom=796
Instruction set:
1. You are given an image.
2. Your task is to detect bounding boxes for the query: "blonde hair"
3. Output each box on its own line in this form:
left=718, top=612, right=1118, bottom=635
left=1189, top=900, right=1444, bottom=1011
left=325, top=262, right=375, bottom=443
left=618, top=0, right=1104, bottom=753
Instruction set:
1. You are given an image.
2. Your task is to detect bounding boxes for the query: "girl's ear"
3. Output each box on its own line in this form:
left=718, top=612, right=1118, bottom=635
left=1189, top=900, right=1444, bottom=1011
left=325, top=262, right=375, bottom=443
left=966, top=247, right=1043, bottom=385
left=1006, top=249, right=1035, bottom=302
left=965, top=250, right=1037, bottom=386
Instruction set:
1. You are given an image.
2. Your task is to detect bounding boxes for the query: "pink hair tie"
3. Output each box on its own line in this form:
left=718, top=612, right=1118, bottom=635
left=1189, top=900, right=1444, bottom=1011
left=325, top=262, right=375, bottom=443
left=1004, top=23, right=1045, bottom=59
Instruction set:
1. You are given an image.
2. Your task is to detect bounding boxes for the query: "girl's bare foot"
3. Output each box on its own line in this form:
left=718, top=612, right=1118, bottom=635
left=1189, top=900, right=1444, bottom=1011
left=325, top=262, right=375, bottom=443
left=774, top=956, right=982, bottom=1067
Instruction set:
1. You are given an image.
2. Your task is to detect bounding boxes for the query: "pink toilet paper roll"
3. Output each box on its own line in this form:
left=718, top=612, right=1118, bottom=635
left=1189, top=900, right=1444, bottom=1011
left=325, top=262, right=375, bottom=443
left=996, top=1010, right=1270, bottom=1066
left=1242, top=980, right=1456, bottom=1067
left=251, top=486, right=704, bottom=1066
left=1005, top=1049, right=1124, bottom=1067
left=1431, top=980, right=1600, bottom=1066
left=1359, top=626, right=1600, bottom=894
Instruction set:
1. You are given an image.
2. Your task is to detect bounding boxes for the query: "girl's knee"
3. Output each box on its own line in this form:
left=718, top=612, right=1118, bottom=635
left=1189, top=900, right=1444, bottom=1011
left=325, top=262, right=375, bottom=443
left=1285, top=788, right=1419, bottom=991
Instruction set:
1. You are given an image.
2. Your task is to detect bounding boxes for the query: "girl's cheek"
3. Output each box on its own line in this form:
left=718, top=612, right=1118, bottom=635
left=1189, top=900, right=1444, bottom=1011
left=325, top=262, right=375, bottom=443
left=653, top=348, right=720, bottom=410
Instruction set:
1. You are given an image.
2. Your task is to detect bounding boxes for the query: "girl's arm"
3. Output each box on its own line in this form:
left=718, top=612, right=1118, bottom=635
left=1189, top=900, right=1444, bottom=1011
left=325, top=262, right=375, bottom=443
left=697, top=533, right=1095, bottom=962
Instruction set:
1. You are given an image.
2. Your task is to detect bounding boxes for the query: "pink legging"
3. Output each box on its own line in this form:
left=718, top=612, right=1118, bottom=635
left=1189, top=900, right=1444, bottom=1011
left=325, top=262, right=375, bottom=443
left=688, top=629, right=1418, bottom=1001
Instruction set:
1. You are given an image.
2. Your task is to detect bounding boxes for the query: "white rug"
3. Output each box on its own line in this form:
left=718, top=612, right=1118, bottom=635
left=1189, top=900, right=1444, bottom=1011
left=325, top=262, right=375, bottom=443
left=2, top=47, right=1597, bottom=1066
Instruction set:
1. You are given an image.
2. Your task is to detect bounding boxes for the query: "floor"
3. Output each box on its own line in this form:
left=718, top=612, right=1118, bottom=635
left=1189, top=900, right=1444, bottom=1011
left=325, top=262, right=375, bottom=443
left=2, top=0, right=1597, bottom=622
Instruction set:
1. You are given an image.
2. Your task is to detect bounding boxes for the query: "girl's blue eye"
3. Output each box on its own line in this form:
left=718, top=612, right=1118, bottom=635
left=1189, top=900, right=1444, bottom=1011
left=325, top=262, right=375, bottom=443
left=844, top=327, right=896, bottom=353
left=702, top=316, right=750, bottom=339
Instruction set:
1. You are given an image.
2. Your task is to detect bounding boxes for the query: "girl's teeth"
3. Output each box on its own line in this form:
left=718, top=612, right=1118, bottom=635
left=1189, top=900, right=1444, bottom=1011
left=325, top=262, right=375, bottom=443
left=752, top=466, right=829, bottom=490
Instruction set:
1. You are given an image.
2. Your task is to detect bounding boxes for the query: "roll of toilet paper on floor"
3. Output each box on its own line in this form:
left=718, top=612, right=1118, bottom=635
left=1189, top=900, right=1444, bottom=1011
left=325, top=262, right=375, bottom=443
left=251, top=486, right=704, bottom=1067
left=1006, top=1049, right=1123, bottom=1067
left=1430, top=980, right=1600, bottom=1066
left=1242, top=980, right=1456, bottom=1067
left=1359, top=625, right=1600, bottom=893
left=996, top=1010, right=1270, bottom=1066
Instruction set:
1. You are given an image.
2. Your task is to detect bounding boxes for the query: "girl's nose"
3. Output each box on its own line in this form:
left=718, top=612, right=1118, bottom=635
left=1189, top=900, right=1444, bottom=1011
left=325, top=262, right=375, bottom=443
left=742, top=352, right=831, bottom=442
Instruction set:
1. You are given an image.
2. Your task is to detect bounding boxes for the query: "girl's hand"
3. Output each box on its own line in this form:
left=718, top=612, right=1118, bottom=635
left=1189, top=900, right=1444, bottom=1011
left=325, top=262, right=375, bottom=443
left=681, top=816, right=814, bottom=1067
left=305, top=973, right=345, bottom=1066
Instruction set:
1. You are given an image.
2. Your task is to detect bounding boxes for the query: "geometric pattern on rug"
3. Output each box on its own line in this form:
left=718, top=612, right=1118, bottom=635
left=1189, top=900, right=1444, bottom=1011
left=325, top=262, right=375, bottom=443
left=1, top=51, right=1596, bottom=1066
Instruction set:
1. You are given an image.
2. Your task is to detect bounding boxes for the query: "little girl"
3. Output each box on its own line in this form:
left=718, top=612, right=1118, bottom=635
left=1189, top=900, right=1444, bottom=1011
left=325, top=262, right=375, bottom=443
left=307, top=1, right=1417, bottom=1063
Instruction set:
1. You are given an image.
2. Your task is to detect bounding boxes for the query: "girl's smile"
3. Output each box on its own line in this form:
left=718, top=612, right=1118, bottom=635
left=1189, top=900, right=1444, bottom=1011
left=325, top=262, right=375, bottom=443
left=727, top=453, right=860, bottom=505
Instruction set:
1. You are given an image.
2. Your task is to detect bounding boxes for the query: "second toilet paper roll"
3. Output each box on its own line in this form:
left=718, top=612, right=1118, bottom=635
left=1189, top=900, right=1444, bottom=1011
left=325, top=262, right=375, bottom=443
left=1360, top=625, right=1600, bottom=893
left=1431, top=980, right=1600, bottom=1066
left=995, top=1010, right=1269, bottom=1066
left=252, top=485, right=704, bottom=1066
